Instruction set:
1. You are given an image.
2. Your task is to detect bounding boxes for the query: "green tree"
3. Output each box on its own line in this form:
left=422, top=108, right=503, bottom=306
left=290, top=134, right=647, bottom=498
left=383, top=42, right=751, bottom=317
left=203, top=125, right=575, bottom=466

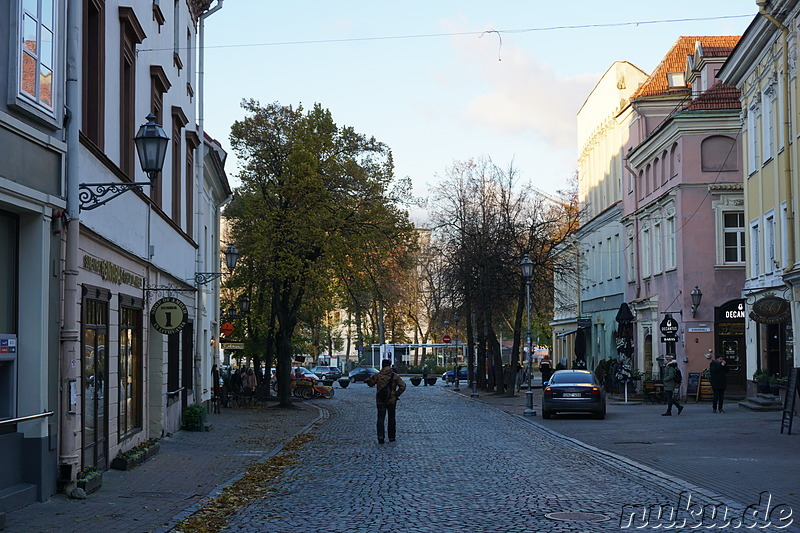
left=226, top=100, right=415, bottom=406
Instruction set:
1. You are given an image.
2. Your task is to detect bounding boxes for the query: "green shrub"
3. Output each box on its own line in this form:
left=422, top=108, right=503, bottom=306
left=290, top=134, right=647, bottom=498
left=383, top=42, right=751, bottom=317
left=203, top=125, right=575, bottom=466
left=182, top=404, right=207, bottom=428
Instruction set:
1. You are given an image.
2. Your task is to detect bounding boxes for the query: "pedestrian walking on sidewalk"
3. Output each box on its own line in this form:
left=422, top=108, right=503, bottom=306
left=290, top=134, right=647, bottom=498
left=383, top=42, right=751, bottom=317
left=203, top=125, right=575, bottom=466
left=662, top=359, right=684, bottom=416
left=709, top=354, right=728, bottom=413
left=367, top=359, right=406, bottom=444
left=422, top=364, right=429, bottom=385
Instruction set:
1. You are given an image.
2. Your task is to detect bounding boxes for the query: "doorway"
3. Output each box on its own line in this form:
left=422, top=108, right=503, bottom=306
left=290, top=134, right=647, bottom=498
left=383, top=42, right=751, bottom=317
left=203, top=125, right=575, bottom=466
left=82, top=290, right=109, bottom=471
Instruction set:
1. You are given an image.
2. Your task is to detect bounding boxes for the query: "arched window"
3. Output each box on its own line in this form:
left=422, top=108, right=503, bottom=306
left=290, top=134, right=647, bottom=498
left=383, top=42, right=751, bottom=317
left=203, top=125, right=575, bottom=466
left=701, top=135, right=738, bottom=172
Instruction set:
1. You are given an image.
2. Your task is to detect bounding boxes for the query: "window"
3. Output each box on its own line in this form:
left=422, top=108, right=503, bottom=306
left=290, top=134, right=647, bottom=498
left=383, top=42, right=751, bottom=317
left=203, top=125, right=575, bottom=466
left=150, top=66, right=171, bottom=208
left=119, top=8, right=146, bottom=178
left=781, top=202, right=789, bottom=268
left=670, top=143, right=679, bottom=178
left=723, top=212, right=746, bottom=264
left=762, top=88, right=774, bottom=162
left=18, top=0, right=56, bottom=110
left=118, top=297, right=143, bottom=438
left=185, top=131, right=200, bottom=236
left=627, top=229, right=636, bottom=282
left=665, top=210, right=676, bottom=269
left=765, top=212, right=775, bottom=272
left=82, top=287, right=110, bottom=470
left=748, top=103, right=760, bottom=173
left=613, top=234, right=621, bottom=279
left=667, top=72, right=686, bottom=88
left=641, top=222, right=651, bottom=278
left=173, top=0, right=182, bottom=70
left=652, top=221, right=662, bottom=275
left=701, top=136, right=738, bottom=172
left=597, top=241, right=604, bottom=284
left=607, top=237, right=613, bottom=281
left=750, top=221, right=760, bottom=277
left=171, top=107, right=189, bottom=225
left=83, top=0, right=105, bottom=147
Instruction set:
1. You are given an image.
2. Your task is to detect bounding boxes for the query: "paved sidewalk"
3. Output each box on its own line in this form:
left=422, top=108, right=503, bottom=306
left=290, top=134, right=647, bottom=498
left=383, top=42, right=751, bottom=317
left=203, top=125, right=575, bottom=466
left=454, top=383, right=800, bottom=516
left=3, top=401, right=321, bottom=533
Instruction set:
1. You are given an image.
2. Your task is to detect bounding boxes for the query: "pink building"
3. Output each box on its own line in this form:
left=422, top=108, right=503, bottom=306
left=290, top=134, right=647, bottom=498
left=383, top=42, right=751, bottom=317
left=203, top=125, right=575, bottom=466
left=622, top=37, right=747, bottom=395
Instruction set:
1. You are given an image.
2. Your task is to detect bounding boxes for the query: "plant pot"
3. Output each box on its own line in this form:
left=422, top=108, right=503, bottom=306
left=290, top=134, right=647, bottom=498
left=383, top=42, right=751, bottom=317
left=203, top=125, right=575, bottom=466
left=410, top=377, right=422, bottom=386
left=338, top=377, right=350, bottom=388
left=770, top=382, right=780, bottom=395
left=322, top=380, right=335, bottom=387
left=425, top=377, right=438, bottom=386
left=77, top=473, right=103, bottom=494
left=111, top=453, right=144, bottom=471
left=145, top=443, right=160, bottom=460
left=757, top=379, right=771, bottom=394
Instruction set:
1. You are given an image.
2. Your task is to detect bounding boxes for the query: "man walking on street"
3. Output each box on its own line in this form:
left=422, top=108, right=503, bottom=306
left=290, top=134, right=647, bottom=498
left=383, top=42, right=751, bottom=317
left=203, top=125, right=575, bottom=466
left=709, top=353, right=728, bottom=413
left=367, top=359, right=406, bottom=444
left=662, top=358, right=684, bottom=416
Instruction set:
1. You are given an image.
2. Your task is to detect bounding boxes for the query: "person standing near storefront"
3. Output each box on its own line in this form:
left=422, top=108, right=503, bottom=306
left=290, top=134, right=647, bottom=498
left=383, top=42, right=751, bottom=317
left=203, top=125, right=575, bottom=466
left=709, top=354, right=728, bottom=413
left=662, top=359, right=684, bottom=416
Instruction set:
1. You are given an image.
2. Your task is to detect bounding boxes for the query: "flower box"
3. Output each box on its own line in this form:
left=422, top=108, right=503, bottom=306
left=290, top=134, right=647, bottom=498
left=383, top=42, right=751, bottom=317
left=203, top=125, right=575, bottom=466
left=111, top=453, right=144, bottom=471
left=77, top=472, right=102, bottom=494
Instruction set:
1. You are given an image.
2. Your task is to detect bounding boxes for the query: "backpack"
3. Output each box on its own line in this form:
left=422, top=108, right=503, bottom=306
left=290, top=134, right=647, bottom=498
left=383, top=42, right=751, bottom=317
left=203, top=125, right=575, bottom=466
left=377, top=374, right=393, bottom=403
left=673, top=367, right=682, bottom=385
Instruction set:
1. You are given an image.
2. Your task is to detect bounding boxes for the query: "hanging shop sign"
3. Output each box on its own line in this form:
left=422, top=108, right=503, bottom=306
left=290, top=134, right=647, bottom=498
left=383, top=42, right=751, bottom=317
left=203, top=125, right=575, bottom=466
left=150, top=297, right=188, bottom=335
left=749, top=295, right=791, bottom=325
left=660, top=314, right=679, bottom=335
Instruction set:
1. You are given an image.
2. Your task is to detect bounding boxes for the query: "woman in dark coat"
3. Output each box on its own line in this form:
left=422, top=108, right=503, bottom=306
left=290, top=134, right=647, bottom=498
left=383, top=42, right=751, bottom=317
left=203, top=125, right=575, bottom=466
left=709, top=354, right=728, bottom=413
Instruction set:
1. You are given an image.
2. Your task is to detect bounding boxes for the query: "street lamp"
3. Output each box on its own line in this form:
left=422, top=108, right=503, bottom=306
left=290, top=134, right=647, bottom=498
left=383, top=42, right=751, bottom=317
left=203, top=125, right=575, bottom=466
left=443, top=319, right=449, bottom=373
left=79, top=114, right=169, bottom=210
left=520, top=254, right=536, bottom=416
left=453, top=311, right=460, bottom=391
left=195, top=243, right=239, bottom=286
left=690, top=286, right=703, bottom=317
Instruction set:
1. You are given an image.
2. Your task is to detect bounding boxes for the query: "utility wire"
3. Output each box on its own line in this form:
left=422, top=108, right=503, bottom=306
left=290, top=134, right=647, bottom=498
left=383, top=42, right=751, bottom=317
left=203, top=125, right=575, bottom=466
left=139, top=14, right=753, bottom=53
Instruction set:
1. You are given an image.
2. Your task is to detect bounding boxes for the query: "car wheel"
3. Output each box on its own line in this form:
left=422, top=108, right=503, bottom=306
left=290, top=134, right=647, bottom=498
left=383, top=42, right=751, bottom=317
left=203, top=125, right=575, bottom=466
left=595, top=406, right=606, bottom=420
left=542, top=410, right=552, bottom=419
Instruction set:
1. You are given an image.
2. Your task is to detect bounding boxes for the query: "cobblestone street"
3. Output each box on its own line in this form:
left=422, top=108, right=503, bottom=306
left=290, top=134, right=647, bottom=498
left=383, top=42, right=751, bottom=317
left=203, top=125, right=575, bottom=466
left=221, top=383, right=779, bottom=533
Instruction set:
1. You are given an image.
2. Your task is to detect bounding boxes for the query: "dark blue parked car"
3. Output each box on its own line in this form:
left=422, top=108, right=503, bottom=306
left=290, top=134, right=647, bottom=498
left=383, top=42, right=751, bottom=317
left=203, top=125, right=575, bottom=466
left=442, top=366, right=469, bottom=383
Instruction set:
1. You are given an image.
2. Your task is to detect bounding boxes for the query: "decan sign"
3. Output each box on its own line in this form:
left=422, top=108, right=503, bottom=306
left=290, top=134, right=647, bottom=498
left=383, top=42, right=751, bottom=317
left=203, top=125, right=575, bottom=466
left=150, top=297, right=188, bottom=335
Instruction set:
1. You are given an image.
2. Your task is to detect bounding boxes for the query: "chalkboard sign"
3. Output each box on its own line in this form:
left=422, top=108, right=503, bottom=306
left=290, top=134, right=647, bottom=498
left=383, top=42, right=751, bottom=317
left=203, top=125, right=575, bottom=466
left=686, top=372, right=700, bottom=396
left=781, top=367, right=799, bottom=435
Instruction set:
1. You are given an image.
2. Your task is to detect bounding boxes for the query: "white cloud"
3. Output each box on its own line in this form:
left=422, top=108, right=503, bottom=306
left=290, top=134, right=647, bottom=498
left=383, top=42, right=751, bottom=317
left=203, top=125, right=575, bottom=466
left=444, top=23, right=599, bottom=151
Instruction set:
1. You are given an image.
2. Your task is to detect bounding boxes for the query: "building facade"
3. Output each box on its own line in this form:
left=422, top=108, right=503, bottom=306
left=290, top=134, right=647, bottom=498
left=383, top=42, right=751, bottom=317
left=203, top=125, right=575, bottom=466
left=623, top=37, right=746, bottom=392
left=718, top=1, right=799, bottom=389
left=0, top=0, right=66, bottom=511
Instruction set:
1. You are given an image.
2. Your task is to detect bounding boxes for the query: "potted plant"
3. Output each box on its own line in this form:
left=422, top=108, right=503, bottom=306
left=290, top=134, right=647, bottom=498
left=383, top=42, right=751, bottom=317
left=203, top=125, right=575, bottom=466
left=769, top=376, right=781, bottom=396
left=753, top=370, right=771, bottom=394
left=182, top=404, right=207, bottom=431
left=410, top=376, right=422, bottom=386
left=338, top=377, right=350, bottom=388
left=425, top=376, right=438, bottom=386
left=76, top=465, right=102, bottom=494
left=111, top=438, right=160, bottom=470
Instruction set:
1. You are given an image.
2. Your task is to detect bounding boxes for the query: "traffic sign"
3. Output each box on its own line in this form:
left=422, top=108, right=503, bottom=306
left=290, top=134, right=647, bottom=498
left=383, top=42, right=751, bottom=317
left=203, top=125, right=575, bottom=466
left=220, top=322, right=234, bottom=336
left=443, top=335, right=451, bottom=344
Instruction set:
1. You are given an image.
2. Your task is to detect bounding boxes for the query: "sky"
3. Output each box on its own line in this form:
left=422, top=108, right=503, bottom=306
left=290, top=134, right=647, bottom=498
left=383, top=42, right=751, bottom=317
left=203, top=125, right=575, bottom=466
left=200, top=1, right=757, bottom=223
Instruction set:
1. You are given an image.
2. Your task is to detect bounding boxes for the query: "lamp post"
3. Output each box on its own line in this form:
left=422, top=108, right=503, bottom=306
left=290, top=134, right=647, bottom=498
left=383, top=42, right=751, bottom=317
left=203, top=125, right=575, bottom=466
left=453, top=312, right=460, bottom=391
left=443, top=319, right=449, bottom=376
left=79, top=114, right=169, bottom=210
left=520, top=255, right=536, bottom=416
left=690, top=286, right=703, bottom=317
left=195, top=243, right=239, bottom=286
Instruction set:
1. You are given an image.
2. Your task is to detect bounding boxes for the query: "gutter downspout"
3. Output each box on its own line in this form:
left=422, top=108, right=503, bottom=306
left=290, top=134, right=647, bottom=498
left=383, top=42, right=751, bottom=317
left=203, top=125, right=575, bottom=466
left=60, top=0, right=82, bottom=489
left=194, top=0, right=224, bottom=405
left=757, top=1, right=794, bottom=273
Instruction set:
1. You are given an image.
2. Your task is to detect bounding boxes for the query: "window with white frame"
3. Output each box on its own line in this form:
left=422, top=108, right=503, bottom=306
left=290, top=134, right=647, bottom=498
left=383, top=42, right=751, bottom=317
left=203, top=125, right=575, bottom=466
left=652, top=221, right=662, bottom=275
left=762, top=87, right=774, bottom=162
left=750, top=220, right=760, bottom=277
left=627, top=229, right=636, bottom=282
left=18, top=0, right=56, bottom=111
left=641, top=221, right=651, bottom=278
left=765, top=211, right=775, bottom=272
left=665, top=208, right=676, bottom=269
left=613, top=234, right=620, bottom=278
left=607, top=237, right=613, bottom=280
left=781, top=202, right=789, bottom=268
left=597, top=240, right=604, bottom=284
left=723, top=212, right=746, bottom=264
left=747, top=103, right=760, bottom=173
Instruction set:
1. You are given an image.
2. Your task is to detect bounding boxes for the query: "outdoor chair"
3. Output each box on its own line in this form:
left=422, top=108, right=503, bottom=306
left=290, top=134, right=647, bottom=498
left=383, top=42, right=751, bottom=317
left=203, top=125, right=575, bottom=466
left=642, top=380, right=665, bottom=404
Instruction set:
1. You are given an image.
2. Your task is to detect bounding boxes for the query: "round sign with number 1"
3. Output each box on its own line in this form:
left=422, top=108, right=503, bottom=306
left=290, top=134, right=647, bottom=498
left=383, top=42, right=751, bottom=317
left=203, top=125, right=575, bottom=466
left=150, top=297, right=189, bottom=335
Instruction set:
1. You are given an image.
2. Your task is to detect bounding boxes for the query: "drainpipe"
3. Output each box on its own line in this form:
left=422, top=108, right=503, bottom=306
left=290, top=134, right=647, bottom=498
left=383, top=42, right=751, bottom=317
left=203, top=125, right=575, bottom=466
left=757, top=1, right=794, bottom=272
left=59, top=0, right=82, bottom=489
left=194, top=1, right=224, bottom=405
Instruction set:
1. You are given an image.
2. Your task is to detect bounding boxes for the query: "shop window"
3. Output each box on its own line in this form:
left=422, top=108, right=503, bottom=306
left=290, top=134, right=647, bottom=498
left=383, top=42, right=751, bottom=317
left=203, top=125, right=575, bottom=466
left=82, top=286, right=110, bottom=470
left=118, top=296, right=143, bottom=438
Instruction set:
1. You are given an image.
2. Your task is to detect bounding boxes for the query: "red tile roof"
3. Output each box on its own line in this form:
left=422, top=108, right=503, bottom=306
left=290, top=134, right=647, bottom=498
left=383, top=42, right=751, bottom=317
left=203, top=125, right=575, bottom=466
left=632, top=36, right=740, bottom=99
left=683, top=81, right=741, bottom=111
